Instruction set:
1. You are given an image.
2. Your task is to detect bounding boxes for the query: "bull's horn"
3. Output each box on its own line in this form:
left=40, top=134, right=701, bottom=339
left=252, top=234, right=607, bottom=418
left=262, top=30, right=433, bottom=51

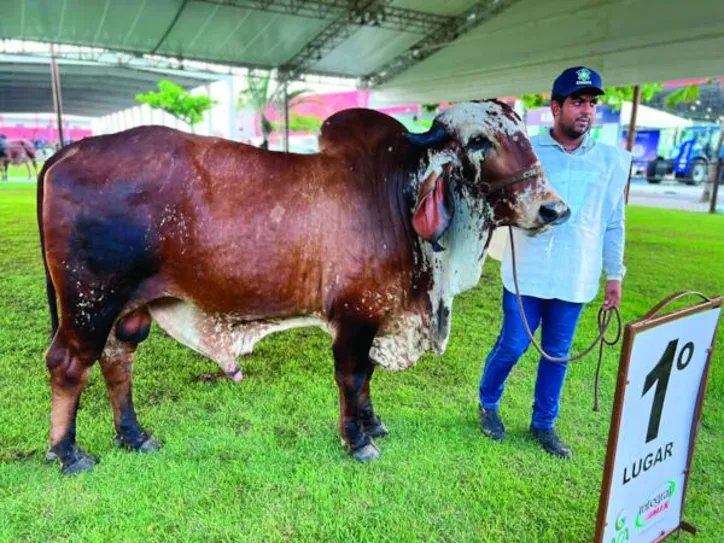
left=405, top=122, right=447, bottom=148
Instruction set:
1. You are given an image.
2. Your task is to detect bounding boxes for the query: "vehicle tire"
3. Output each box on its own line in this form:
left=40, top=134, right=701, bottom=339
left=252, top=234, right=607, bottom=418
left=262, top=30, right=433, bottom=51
left=683, top=159, right=708, bottom=185
left=646, top=158, right=665, bottom=184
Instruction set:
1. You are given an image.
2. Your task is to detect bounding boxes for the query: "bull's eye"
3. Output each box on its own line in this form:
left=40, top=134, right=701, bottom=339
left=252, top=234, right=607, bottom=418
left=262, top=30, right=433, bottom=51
left=468, top=135, right=492, bottom=153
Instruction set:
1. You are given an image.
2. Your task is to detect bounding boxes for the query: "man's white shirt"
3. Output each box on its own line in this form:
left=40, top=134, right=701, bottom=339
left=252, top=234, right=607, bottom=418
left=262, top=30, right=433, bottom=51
left=501, top=129, right=631, bottom=303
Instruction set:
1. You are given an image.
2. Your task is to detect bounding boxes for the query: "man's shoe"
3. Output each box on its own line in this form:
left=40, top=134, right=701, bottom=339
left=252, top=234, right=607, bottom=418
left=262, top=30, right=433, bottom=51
left=479, top=408, right=506, bottom=441
left=530, top=427, right=573, bottom=459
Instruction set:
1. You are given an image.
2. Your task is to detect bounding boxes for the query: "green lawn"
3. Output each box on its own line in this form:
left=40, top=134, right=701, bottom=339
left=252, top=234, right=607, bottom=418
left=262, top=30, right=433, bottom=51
left=0, top=182, right=722, bottom=542
left=2, top=162, right=42, bottom=180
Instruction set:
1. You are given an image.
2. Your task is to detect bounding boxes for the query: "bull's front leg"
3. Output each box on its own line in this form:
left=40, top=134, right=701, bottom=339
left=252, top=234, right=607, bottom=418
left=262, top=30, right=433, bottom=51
left=359, top=365, right=388, bottom=438
left=332, top=319, right=381, bottom=462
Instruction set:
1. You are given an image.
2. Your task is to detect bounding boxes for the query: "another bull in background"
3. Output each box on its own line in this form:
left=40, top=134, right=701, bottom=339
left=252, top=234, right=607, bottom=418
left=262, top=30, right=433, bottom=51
left=1, top=138, right=37, bottom=180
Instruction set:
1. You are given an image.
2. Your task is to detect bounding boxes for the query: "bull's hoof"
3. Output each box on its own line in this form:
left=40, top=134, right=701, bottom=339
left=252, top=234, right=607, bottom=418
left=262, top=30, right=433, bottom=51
left=114, top=433, right=162, bottom=453
left=364, top=419, right=389, bottom=439
left=46, top=446, right=98, bottom=475
left=352, top=440, right=381, bottom=463
left=61, top=451, right=98, bottom=475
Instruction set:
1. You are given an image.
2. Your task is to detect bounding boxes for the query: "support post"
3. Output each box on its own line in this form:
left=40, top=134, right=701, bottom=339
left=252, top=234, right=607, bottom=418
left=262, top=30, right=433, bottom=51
left=624, top=85, right=641, bottom=204
left=283, top=81, right=290, bottom=153
left=709, top=125, right=723, bottom=214
left=50, top=44, right=65, bottom=149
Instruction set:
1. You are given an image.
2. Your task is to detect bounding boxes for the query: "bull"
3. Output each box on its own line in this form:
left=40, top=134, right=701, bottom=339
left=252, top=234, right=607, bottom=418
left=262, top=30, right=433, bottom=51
left=38, top=102, right=569, bottom=473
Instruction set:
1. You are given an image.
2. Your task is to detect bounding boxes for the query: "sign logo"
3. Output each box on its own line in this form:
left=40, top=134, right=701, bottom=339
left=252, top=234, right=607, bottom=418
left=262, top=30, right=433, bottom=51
left=635, top=481, right=677, bottom=529
left=611, top=510, right=630, bottom=542
left=576, top=68, right=592, bottom=85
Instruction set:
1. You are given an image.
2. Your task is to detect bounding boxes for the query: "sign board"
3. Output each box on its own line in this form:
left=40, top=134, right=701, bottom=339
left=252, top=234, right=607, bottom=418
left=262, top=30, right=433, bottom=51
left=596, top=295, right=721, bottom=543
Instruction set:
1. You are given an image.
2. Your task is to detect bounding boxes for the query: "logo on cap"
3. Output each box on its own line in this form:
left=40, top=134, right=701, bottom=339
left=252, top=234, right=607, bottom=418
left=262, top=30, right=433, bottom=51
left=575, top=68, right=592, bottom=85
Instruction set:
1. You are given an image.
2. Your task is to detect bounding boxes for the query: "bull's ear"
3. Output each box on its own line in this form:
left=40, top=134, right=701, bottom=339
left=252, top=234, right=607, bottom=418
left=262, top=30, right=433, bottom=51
left=412, top=163, right=455, bottom=252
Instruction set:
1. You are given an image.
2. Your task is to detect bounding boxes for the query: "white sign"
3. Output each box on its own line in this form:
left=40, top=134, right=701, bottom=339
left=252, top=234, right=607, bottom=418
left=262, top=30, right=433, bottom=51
left=599, top=304, right=721, bottom=543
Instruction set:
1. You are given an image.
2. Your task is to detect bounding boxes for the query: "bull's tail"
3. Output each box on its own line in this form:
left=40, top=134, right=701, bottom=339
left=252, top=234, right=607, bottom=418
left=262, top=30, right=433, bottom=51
left=37, top=152, right=64, bottom=337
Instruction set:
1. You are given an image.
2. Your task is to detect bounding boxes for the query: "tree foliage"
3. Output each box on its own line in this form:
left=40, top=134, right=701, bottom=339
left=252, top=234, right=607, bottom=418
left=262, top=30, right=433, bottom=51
left=237, top=71, right=313, bottom=147
left=288, top=113, right=323, bottom=134
left=600, top=82, right=663, bottom=111
left=520, top=94, right=548, bottom=110
left=135, top=80, right=216, bottom=130
left=663, top=84, right=701, bottom=109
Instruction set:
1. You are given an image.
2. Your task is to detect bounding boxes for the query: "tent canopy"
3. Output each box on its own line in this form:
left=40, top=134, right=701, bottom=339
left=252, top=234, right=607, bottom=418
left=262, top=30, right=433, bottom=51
left=0, top=54, right=219, bottom=116
left=0, top=0, right=722, bottom=115
left=375, top=0, right=724, bottom=104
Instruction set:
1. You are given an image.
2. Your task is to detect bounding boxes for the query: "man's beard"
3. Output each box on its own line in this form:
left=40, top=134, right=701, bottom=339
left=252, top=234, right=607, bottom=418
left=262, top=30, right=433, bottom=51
left=562, top=119, right=590, bottom=139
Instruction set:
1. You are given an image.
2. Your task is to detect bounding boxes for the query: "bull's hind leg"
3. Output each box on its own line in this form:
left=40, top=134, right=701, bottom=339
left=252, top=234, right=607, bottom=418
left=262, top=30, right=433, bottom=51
left=333, top=320, right=381, bottom=462
left=100, top=308, right=160, bottom=453
left=45, top=329, right=100, bottom=474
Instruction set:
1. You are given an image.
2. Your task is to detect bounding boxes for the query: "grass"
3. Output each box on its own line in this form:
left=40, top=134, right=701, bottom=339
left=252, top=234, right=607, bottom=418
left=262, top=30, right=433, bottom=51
left=2, top=162, right=42, bottom=180
left=0, top=182, right=722, bottom=542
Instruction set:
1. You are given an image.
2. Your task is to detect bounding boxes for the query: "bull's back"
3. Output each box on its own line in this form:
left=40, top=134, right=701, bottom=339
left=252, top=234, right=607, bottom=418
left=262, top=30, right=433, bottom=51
left=43, top=127, right=343, bottom=318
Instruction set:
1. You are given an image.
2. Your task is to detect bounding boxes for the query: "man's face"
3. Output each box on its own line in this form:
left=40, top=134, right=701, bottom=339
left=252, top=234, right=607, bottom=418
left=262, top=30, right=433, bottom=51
left=552, top=93, right=599, bottom=139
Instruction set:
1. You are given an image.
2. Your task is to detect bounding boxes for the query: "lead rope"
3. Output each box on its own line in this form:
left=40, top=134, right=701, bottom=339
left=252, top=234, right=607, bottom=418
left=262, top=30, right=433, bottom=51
left=507, top=226, right=622, bottom=411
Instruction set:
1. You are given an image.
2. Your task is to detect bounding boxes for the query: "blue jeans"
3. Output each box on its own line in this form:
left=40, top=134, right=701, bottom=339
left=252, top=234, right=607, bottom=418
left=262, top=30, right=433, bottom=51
left=479, top=288, right=584, bottom=429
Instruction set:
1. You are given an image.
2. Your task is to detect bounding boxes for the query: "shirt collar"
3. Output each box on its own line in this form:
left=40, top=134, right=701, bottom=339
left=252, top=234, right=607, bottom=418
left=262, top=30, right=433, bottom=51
left=539, top=128, right=595, bottom=154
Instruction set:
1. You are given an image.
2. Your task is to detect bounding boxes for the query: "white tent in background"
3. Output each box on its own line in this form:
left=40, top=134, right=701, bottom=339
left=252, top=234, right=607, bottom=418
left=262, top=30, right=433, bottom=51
left=620, top=102, right=694, bottom=129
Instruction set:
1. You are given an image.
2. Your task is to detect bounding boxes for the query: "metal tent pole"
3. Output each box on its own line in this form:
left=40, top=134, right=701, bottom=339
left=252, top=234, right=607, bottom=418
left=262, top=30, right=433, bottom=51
left=709, top=126, right=723, bottom=214
left=283, top=81, right=290, bottom=153
left=624, top=85, right=641, bottom=204
left=50, top=44, right=65, bottom=149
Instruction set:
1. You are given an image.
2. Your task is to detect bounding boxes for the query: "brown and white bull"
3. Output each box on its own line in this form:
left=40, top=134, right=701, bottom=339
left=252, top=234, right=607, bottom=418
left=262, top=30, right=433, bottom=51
left=38, top=102, right=569, bottom=473
left=1, top=138, right=38, bottom=180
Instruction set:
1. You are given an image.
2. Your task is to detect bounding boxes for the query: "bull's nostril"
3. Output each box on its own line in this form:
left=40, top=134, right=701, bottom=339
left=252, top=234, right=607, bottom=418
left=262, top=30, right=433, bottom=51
left=539, top=203, right=562, bottom=224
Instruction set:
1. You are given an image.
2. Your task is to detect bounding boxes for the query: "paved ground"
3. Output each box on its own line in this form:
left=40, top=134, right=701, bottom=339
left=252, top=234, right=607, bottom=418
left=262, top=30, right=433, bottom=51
left=627, top=177, right=724, bottom=213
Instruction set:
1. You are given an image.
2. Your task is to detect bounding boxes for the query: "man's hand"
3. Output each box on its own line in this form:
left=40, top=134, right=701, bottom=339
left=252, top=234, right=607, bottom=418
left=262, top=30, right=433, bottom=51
left=604, top=280, right=622, bottom=310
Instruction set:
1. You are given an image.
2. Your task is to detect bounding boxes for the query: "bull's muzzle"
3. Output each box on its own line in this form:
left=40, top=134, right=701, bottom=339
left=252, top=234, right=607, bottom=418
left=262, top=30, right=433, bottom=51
left=538, top=201, right=570, bottom=226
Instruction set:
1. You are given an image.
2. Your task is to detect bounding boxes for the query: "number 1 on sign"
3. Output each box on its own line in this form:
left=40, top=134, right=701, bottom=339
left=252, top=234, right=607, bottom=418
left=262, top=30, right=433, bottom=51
left=642, top=339, right=695, bottom=443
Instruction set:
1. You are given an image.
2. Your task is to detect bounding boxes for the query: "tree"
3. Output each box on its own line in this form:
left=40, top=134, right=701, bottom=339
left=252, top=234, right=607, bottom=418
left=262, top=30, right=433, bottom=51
left=520, top=94, right=548, bottom=110
left=136, top=80, right=216, bottom=132
left=663, top=84, right=702, bottom=109
left=237, top=71, right=313, bottom=149
left=600, top=82, right=664, bottom=111
left=286, top=113, right=323, bottom=134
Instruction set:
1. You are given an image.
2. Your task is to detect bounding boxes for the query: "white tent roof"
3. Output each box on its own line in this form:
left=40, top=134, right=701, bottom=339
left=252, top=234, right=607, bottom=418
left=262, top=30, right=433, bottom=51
left=375, top=0, right=724, bottom=104
left=1, top=0, right=722, bottom=115
left=620, top=102, right=693, bottom=130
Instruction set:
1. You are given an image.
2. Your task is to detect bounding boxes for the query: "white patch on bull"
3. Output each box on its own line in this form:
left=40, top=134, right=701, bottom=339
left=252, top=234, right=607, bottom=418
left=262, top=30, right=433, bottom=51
left=370, top=314, right=430, bottom=371
left=437, top=102, right=524, bottom=143
left=369, top=178, right=492, bottom=372
left=418, top=149, right=457, bottom=181
left=148, top=300, right=332, bottom=378
left=422, top=187, right=490, bottom=349
left=270, top=204, right=285, bottom=223
left=502, top=177, right=555, bottom=230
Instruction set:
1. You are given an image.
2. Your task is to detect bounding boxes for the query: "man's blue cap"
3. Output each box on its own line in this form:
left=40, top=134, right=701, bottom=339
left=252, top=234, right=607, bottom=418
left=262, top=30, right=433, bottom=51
left=552, top=66, right=604, bottom=98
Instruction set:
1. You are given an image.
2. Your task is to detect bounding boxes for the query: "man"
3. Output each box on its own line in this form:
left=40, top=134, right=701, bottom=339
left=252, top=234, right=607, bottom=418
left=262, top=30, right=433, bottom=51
left=478, top=66, right=631, bottom=458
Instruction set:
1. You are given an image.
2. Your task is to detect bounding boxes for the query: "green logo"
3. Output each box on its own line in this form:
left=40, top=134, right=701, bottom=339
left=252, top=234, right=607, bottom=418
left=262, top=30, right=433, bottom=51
left=612, top=510, right=630, bottom=542
left=575, top=68, right=592, bottom=85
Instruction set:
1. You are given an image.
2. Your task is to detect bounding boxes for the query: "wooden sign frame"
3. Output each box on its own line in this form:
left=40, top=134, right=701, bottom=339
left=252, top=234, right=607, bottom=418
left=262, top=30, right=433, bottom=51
left=595, top=293, right=722, bottom=542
